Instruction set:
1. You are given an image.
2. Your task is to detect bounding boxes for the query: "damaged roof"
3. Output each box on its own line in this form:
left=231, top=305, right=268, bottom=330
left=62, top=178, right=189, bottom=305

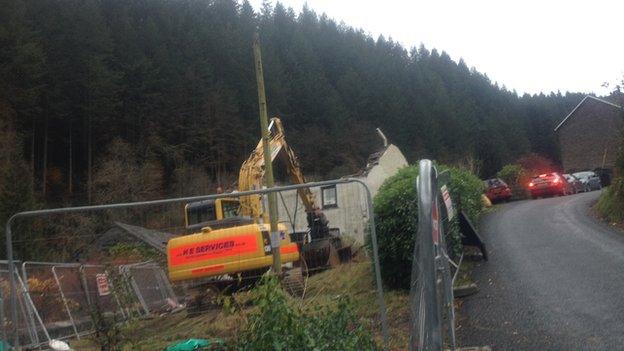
left=352, top=145, right=390, bottom=177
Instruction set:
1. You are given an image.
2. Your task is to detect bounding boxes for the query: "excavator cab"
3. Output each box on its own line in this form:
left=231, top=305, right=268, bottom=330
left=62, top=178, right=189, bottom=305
left=184, top=198, right=253, bottom=232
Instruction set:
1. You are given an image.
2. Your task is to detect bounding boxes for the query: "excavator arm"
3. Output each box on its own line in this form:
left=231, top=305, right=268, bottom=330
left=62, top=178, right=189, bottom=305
left=238, top=118, right=317, bottom=220
left=238, top=117, right=342, bottom=266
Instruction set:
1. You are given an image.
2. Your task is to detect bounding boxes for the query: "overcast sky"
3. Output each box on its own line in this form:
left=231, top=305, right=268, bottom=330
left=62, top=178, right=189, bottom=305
left=249, top=0, right=623, bottom=96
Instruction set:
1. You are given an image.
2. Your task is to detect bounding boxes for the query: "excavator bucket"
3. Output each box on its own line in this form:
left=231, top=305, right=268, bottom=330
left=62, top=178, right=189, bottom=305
left=301, top=235, right=351, bottom=273
left=301, top=238, right=332, bottom=272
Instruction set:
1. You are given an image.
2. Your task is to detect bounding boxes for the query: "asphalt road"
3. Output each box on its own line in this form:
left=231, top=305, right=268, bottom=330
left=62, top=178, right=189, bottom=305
left=457, top=190, right=624, bottom=350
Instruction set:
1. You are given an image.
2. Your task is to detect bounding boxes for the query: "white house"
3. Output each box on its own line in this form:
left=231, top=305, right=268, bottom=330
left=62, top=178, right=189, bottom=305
left=275, top=132, right=408, bottom=244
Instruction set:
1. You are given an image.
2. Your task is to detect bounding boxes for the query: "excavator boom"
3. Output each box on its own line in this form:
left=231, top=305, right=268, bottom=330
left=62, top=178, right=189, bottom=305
left=238, top=118, right=317, bottom=219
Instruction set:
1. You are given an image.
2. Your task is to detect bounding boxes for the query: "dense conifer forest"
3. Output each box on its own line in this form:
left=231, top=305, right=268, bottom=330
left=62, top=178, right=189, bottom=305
left=1, top=0, right=587, bottom=217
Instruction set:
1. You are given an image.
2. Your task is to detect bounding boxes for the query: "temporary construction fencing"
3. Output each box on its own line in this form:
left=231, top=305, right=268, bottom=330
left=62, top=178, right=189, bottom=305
left=120, top=262, right=179, bottom=315
left=3, top=179, right=389, bottom=349
left=0, top=264, right=47, bottom=348
left=0, top=260, right=176, bottom=348
left=409, top=160, right=460, bottom=351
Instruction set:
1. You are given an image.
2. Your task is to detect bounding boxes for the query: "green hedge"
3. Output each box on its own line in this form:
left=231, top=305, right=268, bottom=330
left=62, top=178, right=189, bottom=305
left=440, top=165, right=486, bottom=224
left=373, top=165, right=484, bottom=290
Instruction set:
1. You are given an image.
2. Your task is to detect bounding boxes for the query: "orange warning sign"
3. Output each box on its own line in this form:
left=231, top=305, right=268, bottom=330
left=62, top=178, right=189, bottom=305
left=170, top=234, right=258, bottom=266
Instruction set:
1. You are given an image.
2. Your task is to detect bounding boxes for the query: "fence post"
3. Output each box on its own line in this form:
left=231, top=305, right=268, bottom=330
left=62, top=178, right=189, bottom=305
left=0, top=279, right=5, bottom=346
left=19, top=262, right=38, bottom=346
left=52, top=266, right=80, bottom=339
left=351, top=179, right=390, bottom=347
left=409, top=160, right=457, bottom=351
left=15, top=262, right=40, bottom=347
left=79, top=265, right=92, bottom=308
left=5, top=218, right=19, bottom=348
left=15, top=271, right=50, bottom=346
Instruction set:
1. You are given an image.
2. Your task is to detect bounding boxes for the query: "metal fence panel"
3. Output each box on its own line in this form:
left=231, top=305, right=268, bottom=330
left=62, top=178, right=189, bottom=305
left=17, top=261, right=160, bottom=345
left=4, top=179, right=388, bottom=348
left=82, top=265, right=129, bottom=325
left=122, top=263, right=177, bottom=315
left=51, top=265, right=93, bottom=339
left=409, top=160, right=457, bottom=351
left=0, top=268, right=48, bottom=348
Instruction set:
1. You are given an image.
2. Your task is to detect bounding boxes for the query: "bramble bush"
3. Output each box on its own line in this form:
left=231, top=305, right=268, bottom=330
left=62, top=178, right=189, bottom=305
left=373, top=165, right=484, bottom=290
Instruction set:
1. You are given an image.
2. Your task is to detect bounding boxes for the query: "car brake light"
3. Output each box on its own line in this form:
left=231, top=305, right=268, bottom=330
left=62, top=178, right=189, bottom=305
left=529, top=182, right=534, bottom=187
left=539, top=174, right=547, bottom=178
left=553, top=177, right=559, bottom=184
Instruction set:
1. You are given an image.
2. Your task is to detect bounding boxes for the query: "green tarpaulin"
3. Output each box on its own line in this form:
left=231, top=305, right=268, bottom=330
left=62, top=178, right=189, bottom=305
left=165, top=338, right=223, bottom=351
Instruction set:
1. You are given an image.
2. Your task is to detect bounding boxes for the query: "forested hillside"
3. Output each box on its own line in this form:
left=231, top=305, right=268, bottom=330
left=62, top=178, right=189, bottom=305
left=1, top=0, right=585, bottom=212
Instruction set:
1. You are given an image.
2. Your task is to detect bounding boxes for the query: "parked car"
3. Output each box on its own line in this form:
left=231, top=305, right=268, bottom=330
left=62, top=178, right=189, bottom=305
left=563, top=173, right=583, bottom=194
left=528, top=172, right=572, bottom=199
left=484, top=178, right=513, bottom=202
left=572, top=171, right=602, bottom=192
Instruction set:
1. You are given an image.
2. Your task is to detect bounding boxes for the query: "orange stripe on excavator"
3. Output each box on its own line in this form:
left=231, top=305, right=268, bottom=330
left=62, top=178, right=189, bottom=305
left=169, top=234, right=258, bottom=266
left=280, top=243, right=299, bottom=255
left=185, top=244, right=299, bottom=277
left=191, top=265, right=225, bottom=275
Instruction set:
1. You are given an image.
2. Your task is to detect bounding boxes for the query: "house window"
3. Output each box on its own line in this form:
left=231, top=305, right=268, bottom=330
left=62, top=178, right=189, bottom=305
left=321, top=185, right=338, bottom=209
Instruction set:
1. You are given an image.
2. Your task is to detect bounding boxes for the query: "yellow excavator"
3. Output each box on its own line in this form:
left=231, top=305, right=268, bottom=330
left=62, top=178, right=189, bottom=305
left=166, top=118, right=348, bottom=299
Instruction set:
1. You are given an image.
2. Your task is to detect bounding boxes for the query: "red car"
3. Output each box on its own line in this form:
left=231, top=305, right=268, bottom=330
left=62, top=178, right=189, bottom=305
left=484, top=178, right=513, bottom=202
left=528, top=172, right=572, bottom=199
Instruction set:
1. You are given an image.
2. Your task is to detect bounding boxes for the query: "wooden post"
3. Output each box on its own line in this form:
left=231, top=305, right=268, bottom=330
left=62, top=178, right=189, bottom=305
left=253, top=33, right=281, bottom=274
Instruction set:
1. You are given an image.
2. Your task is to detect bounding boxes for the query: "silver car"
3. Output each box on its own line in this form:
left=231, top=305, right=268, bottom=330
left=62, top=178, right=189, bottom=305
left=571, top=171, right=602, bottom=192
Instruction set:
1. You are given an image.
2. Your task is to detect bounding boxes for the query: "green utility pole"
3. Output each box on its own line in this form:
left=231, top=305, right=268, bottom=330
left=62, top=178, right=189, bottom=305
left=253, top=33, right=281, bottom=274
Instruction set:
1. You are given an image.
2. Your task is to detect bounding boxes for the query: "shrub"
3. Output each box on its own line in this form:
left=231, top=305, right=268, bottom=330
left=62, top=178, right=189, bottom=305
left=597, top=127, right=624, bottom=223
left=441, top=165, right=485, bottom=223
left=497, top=164, right=525, bottom=185
left=373, top=165, right=484, bottom=290
left=597, top=178, right=624, bottom=223
left=235, top=276, right=376, bottom=350
left=372, top=166, right=419, bottom=290
left=497, top=164, right=529, bottom=199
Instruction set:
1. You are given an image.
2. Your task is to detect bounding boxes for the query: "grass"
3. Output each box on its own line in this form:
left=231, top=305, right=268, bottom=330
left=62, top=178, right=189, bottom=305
left=66, top=259, right=411, bottom=350
left=66, top=252, right=478, bottom=350
left=453, top=259, right=475, bottom=288
left=302, top=260, right=410, bottom=350
left=596, top=184, right=624, bottom=224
